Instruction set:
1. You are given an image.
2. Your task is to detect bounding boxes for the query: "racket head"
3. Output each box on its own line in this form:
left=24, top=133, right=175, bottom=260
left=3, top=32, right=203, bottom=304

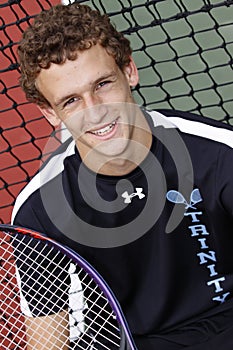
left=0, top=224, right=137, bottom=350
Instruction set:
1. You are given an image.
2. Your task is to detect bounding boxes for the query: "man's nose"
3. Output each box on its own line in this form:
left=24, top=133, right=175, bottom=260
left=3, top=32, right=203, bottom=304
left=84, top=93, right=101, bottom=108
left=83, top=94, right=108, bottom=123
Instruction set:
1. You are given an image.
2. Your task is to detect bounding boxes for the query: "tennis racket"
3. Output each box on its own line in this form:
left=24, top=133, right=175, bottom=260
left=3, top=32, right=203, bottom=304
left=0, top=224, right=137, bottom=350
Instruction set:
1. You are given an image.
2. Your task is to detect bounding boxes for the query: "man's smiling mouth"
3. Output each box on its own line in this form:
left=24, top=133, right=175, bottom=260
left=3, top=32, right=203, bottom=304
left=89, top=119, right=118, bottom=137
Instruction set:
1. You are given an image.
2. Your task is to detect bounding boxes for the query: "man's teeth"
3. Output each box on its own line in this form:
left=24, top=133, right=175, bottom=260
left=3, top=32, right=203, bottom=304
left=92, top=121, right=116, bottom=136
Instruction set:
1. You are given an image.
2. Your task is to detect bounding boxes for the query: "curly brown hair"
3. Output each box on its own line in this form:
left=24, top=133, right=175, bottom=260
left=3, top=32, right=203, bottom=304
left=18, top=3, right=132, bottom=107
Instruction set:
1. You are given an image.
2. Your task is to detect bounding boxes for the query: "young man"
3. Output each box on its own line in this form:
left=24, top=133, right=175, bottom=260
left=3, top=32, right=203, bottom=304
left=12, top=2, right=233, bottom=349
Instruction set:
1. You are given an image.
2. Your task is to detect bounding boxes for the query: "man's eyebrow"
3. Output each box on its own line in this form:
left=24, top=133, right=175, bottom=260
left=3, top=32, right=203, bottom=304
left=54, top=71, right=117, bottom=107
left=94, top=71, right=117, bottom=85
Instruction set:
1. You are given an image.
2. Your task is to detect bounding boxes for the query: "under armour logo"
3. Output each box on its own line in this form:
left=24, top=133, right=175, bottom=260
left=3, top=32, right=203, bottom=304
left=121, top=188, right=145, bottom=204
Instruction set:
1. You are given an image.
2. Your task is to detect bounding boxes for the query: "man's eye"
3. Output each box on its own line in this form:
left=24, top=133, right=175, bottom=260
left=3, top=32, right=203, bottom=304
left=64, top=97, right=77, bottom=107
left=97, top=80, right=111, bottom=89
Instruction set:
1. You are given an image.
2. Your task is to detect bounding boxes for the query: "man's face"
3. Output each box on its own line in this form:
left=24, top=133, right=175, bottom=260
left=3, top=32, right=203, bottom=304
left=36, top=44, right=147, bottom=171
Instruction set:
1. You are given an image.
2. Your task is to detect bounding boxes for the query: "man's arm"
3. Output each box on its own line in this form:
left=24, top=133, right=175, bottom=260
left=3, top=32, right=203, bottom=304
left=24, top=311, right=70, bottom=349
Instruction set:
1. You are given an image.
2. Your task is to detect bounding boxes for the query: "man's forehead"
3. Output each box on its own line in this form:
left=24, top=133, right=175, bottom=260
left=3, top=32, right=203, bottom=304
left=37, top=45, right=118, bottom=79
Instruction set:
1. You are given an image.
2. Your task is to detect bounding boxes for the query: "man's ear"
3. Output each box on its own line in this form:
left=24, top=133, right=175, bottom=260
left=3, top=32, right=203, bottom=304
left=123, top=56, right=139, bottom=88
left=38, top=106, right=61, bottom=127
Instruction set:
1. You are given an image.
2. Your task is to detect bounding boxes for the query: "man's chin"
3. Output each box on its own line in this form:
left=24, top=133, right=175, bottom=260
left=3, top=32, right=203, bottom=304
left=95, top=139, right=130, bottom=158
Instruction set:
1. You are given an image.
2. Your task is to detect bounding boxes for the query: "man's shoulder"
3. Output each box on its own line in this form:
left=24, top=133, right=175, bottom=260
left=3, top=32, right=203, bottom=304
left=40, top=136, right=75, bottom=170
left=155, top=108, right=233, bottom=130
left=146, top=108, right=233, bottom=150
left=11, top=136, right=76, bottom=224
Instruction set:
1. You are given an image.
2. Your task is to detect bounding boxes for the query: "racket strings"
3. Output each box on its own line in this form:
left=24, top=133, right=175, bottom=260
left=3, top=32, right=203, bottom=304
left=1, top=242, right=119, bottom=350
left=12, top=235, right=114, bottom=330
left=84, top=302, right=120, bottom=348
left=14, top=245, right=73, bottom=317
left=0, top=235, right=27, bottom=349
left=13, top=236, right=121, bottom=347
left=68, top=284, right=121, bottom=349
left=13, top=235, right=117, bottom=328
left=78, top=293, right=120, bottom=347
left=0, top=231, right=123, bottom=349
left=72, top=266, right=121, bottom=338
left=68, top=275, right=121, bottom=348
